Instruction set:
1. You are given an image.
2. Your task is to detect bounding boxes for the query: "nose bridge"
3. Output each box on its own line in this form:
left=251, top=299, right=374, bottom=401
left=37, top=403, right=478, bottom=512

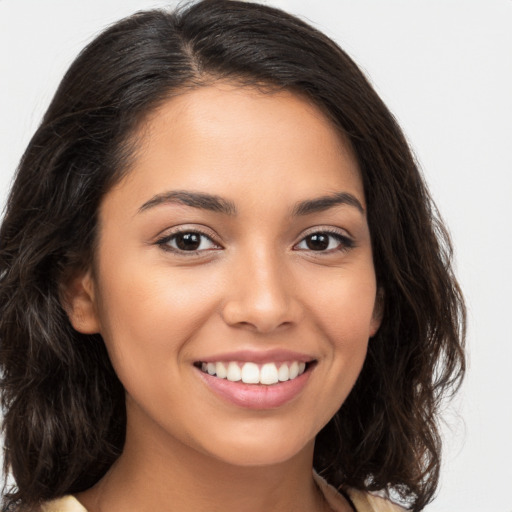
left=221, top=241, right=298, bottom=332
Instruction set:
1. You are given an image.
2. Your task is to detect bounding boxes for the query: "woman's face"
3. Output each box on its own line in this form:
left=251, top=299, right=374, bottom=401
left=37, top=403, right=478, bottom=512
left=70, top=84, right=381, bottom=467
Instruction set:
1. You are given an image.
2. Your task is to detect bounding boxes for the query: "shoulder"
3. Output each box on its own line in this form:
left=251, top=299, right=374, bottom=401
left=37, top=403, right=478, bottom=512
left=345, top=487, right=408, bottom=512
left=314, top=471, right=407, bottom=512
left=39, top=496, right=88, bottom=512
left=38, top=484, right=409, bottom=512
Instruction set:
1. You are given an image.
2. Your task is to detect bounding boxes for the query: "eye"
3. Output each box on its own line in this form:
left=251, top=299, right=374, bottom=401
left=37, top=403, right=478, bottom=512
left=157, top=230, right=220, bottom=253
left=295, top=231, right=353, bottom=252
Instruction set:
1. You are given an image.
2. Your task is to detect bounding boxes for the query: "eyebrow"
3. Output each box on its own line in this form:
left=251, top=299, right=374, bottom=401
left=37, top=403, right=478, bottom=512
left=138, top=190, right=364, bottom=217
left=292, top=192, right=365, bottom=216
left=138, top=190, right=237, bottom=215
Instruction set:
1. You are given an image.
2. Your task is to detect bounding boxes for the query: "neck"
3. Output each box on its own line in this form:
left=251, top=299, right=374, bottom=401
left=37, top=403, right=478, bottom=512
left=77, top=411, right=328, bottom=512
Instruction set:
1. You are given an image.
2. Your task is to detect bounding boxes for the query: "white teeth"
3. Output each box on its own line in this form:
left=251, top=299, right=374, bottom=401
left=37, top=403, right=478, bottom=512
left=278, top=363, right=289, bottom=382
left=289, top=361, right=299, bottom=379
left=200, top=360, right=309, bottom=385
left=241, top=362, right=260, bottom=384
left=227, top=361, right=242, bottom=382
left=216, top=362, right=228, bottom=379
left=260, top=363, right=279, bottom=385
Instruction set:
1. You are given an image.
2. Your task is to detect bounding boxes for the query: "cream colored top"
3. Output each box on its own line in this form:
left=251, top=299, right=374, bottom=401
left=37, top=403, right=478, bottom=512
left=40, top=476, right=406, bottom=512
left=314, top=473, right=407, bottom=512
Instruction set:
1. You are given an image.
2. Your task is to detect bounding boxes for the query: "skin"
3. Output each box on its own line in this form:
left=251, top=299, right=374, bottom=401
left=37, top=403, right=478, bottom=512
left=67, top=84, right=381, bottom=512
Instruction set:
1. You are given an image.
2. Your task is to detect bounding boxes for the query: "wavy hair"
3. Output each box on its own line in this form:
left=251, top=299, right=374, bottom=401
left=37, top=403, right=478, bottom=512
left=0, top=1, right=465, bottom=510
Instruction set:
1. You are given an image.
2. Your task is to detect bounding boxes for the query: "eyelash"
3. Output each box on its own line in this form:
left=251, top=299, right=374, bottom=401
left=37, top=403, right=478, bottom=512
left=155, top=228, right=354, bottom=256
left=156, top=228, right=221, bottom=255
left=294, top=229, right=355, bottom=254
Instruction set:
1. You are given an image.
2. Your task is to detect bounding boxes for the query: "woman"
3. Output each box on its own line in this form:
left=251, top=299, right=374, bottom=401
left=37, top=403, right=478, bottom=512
left=0, top=1, right=465, bottom=511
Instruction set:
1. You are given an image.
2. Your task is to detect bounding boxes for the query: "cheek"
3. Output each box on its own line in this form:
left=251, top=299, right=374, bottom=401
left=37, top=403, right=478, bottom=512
left=303, top=263, right=377, bottom=408
left=309, top=267, right=378, bottom=343
left=93, top=262, right=223, bottom=379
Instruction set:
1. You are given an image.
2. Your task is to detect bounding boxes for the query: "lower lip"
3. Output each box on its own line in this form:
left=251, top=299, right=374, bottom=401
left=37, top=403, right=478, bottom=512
left=197, top=366, right=312, bottom=410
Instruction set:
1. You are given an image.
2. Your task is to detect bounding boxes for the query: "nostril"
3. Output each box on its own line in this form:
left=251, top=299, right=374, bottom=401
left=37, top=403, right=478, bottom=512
left=220, top=299, right=299, bottom=334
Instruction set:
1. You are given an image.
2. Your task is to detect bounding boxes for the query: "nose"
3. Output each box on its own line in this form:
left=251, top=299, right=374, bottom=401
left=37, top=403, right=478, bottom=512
left=220, top=249, right=301, bottom=333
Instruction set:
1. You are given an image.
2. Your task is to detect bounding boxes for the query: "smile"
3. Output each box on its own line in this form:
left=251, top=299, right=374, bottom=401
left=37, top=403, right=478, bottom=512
left=198, top=361, right=308, bottom=385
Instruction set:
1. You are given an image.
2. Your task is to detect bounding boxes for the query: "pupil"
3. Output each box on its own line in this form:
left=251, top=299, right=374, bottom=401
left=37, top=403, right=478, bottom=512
left=307, top=233, right=329, bottom=251
left=176, top=233, right=201, bottom=250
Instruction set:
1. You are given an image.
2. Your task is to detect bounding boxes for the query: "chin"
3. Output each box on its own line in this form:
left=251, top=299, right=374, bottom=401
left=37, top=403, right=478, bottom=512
left=197, top=428, right=315, bottom=468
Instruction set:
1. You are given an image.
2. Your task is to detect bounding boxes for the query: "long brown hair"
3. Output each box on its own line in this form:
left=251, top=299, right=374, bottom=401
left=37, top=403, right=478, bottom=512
left=0, top=2, right=465, bottom=510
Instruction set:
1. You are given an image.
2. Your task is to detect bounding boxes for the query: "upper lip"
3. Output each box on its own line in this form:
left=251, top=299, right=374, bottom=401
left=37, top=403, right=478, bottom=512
left=195, top=349, right=316, bottom=364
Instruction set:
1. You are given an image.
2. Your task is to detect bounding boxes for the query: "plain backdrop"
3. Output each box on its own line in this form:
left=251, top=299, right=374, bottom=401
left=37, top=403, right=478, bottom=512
left=1, top=1, right=511, bottom=511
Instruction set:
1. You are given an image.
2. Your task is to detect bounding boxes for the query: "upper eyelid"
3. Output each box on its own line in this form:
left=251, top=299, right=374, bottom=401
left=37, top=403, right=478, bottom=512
left=155, top=224, right=221, bottom=242
left=297, top=225, right=353, bottom=240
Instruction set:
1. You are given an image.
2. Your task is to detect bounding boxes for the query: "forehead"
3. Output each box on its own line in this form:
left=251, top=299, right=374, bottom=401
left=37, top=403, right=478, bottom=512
left=104, top=83, right=364, bottom=214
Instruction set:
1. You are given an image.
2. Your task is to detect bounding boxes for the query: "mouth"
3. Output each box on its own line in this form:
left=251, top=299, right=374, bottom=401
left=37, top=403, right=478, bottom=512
left=194, top=360, right=315, bottom=385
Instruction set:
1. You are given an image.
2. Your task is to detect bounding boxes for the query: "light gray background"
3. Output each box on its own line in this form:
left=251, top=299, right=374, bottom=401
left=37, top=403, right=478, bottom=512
left=1, top=1, right=511, bottom=511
